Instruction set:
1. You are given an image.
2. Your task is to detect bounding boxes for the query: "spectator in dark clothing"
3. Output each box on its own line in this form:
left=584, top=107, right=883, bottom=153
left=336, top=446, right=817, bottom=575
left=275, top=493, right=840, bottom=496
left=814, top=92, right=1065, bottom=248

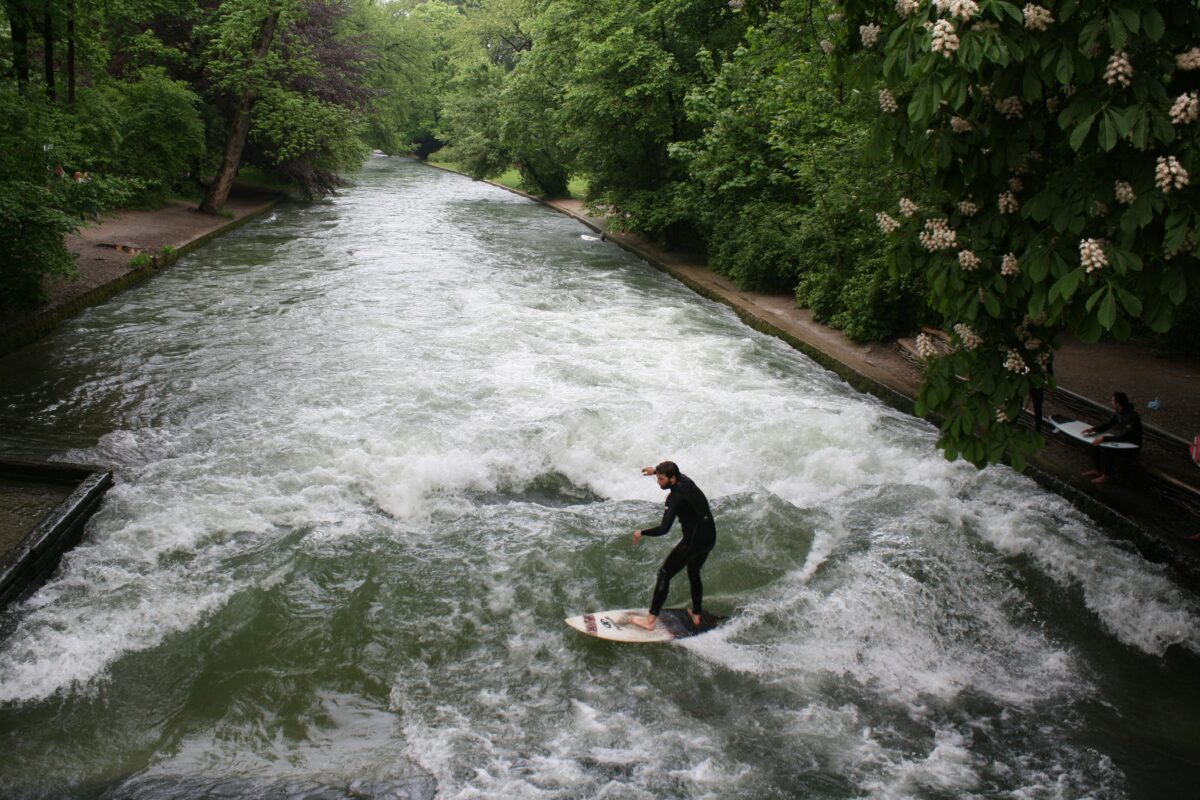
left=1083, top=392, right=1143, bottom=484
left=1030, top=356, right=1055, bottom=434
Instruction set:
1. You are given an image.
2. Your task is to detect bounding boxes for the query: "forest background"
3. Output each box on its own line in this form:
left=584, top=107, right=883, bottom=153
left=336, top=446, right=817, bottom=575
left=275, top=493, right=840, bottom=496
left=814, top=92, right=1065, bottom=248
left=1, top=0, right=1198, bottom=467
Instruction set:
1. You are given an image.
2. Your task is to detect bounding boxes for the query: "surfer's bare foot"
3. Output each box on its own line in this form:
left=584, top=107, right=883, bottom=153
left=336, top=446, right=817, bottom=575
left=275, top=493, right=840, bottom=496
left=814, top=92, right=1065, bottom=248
left=628, top=613, right=657, bottom=630
left=688, top=609, right=702, bottom=627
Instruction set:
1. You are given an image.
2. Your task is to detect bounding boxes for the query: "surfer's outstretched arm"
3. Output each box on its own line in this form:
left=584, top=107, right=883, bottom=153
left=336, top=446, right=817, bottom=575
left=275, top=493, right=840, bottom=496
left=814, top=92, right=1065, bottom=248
left=638, top=494, right=680, bottom=538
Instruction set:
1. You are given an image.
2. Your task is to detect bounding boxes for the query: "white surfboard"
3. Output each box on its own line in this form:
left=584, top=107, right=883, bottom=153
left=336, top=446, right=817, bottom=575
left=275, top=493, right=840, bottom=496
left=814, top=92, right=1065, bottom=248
left=565, top=608, right=722, bottom=643
left=1052, top=418, right=1140, bottom=449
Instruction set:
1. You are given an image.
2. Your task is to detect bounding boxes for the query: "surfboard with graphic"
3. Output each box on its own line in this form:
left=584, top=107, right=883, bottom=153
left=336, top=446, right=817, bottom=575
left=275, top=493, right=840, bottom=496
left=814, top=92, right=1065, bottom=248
left=564, top=608, right=723, bottom=643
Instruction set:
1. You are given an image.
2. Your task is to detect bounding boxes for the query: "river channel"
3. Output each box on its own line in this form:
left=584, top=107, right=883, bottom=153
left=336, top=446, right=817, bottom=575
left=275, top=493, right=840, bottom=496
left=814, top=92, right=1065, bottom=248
left=1, top=156, right=1199, bottom=799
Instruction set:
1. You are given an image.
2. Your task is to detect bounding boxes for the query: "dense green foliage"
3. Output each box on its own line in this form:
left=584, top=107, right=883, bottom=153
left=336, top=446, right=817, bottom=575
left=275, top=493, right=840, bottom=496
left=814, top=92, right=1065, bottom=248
left=5, top=0, right=1198, bottom=469
left=1, top=0, right=440, bottom=306
left=837, top=0, right=1200, bottom=466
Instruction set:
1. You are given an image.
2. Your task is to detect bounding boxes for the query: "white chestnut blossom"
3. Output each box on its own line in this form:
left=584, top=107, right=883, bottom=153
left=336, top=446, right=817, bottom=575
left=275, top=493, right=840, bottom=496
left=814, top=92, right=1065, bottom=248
left=1022, top=4, right=1053, bottom=31
left=957, top=199, right=979, bottom=216
left=1114, top=181, right=1136, bottom=204
left=728, top=0, right=745, bottom=8
left=998, top=191, right=1019, bottom=214
left=1156, top=156, right=1189, bottom=193
left=1079, top=238, right=1107, bottom=273
left=1004, top=349, right=1028, bottom=374
left=994, top=96, right=1024, bottom=119
left=879, top=88, right=899, bottom=113
left=1001, top=253, right=1020, bottom=276
left=995, top=408, right=1010, bottom=423
left=860, top=24, right=882, bottom=47
left=899, top=197, right=919, bottom=217
left=876, top=212, right=901, bottom=233
left=1089, top=200, right=1108, bottom=217
left=958, top=249, right=981, bottom=271
left=1105, top=51, right=1133, bottom=88
left=1170, top=92, right=1200, bottom=125
left=947, top=0, right=978, bottom=21
left=931, top=20, right=960, bottom=57
left=953, top=322, right=982, bottom=350
left=950, top=115, right=974, bottom=133
left=1008, top=176, right=1024, bottom=193
left=1177, top=48, right=1200, bottom=71
left=829, top=12, right=845, bottom=23
left=915, top=333, right=939, bottom=359
left=820, top=39, right=835, bottom=55
left=896, top=0, right=920, bottom=19
left=919, top=218, right=958, bottom=251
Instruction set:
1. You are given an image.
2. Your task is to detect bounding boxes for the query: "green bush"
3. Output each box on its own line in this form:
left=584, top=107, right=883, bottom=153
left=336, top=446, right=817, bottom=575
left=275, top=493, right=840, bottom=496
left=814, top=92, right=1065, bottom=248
left=106, top=68, right=206, bottom=201
left=0, top=89, right=139, bottom=307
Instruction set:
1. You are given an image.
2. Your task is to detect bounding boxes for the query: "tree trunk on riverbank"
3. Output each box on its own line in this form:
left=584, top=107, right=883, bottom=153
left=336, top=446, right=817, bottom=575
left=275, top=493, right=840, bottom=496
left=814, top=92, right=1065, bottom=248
left=42, top=7, right=55, bottom=100
left=199, top=9, right=280, bottom=214
left=7, top=0, right=30, bottom=93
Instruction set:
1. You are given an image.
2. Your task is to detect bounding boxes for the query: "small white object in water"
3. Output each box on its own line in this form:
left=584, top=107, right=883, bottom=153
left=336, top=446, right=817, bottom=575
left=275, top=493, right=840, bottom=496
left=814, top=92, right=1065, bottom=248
left=580, top=234, right=600, bottom=241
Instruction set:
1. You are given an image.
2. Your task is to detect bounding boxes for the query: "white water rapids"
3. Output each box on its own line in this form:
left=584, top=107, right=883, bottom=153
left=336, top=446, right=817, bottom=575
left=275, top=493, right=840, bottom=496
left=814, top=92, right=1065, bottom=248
left=0, top=156, right=1198, bottom=799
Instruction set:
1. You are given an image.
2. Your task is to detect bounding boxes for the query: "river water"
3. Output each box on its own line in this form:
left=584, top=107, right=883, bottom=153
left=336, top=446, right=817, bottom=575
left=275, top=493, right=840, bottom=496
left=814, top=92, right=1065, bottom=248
left=1, top=157, right=1198, bottom=799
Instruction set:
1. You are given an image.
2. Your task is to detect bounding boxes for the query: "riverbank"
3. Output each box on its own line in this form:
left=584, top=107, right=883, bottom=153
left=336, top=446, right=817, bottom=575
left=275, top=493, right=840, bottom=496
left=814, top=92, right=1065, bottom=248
left=0, top=190, right=279, bottom=358
left=433, top=162, right=1200, bottom=591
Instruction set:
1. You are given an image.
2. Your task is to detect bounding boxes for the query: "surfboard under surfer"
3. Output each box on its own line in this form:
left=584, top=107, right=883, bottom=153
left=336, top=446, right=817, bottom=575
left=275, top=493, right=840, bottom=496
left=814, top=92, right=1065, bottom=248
left=627, top=461, right=717, bottom=631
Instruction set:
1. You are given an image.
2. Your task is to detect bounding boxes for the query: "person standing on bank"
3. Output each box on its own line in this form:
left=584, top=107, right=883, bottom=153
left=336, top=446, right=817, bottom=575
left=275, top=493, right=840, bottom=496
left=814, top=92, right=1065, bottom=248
left=1083, top=391, right=1144, bottom=484
left=628, top=461, right=717, bottom=631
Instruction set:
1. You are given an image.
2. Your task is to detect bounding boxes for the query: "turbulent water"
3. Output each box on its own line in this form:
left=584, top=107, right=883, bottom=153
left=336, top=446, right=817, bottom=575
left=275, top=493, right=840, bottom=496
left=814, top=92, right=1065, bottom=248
left=1, top=157, right=1199, bottom=799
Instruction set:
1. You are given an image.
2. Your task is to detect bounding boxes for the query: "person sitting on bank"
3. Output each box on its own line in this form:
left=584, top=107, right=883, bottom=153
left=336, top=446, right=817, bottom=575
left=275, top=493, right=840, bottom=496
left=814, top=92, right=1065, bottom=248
left=1082, top=391, right=1143, bottom=484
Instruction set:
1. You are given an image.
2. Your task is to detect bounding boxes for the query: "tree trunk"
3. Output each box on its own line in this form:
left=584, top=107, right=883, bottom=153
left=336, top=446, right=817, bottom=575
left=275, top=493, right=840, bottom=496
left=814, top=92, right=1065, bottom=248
left=42, top=7, right=55, bottom=100
left=199, top=10, right=281, bottom=214
left=8, top=1, right=30, bottom=93
left=67, top=1, right=75, bottom=102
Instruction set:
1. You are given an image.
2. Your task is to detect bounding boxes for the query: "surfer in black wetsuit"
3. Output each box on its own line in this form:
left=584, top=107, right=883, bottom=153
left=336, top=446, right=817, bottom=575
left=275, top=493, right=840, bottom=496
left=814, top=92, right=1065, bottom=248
left=628, top=461, right=716, bottom=631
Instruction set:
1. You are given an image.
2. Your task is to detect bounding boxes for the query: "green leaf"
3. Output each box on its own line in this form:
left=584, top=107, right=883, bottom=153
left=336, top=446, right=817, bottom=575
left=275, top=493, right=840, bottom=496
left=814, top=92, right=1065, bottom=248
left=1028, top=288, right=1047, bottom=319
left=1070, top=112, right=1096, bottom=150
left=1027, top=248, right=1051, bottom=281
left=1117, top=5, right=1140, bottom=33
left=984, top=292, right=1001, bottom=317
left=1108, top=10, right=1128, bottom=50
left=1117, top=288, right=1142, bottom=316
left=1143, top=7, right=1166, bottom=41
left=1098, top=289, right=1117, bottom=329
left=1050, top=268, right=1083, bottom=301
left=1112, top=105, right=1137, bottom=137
left=1055, top=50, right=1074, bottom=85
left=1098, top=111, right=1117, bottom=151
left=1144, top=296, right=1175, bottom=333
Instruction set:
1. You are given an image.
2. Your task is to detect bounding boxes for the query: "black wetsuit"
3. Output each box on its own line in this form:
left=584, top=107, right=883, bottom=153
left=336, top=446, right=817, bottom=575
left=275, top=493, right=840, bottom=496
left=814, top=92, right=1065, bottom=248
left=1090, top=408, right=1143, bottom=475
left=640, top=474, right=717, bottom=616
